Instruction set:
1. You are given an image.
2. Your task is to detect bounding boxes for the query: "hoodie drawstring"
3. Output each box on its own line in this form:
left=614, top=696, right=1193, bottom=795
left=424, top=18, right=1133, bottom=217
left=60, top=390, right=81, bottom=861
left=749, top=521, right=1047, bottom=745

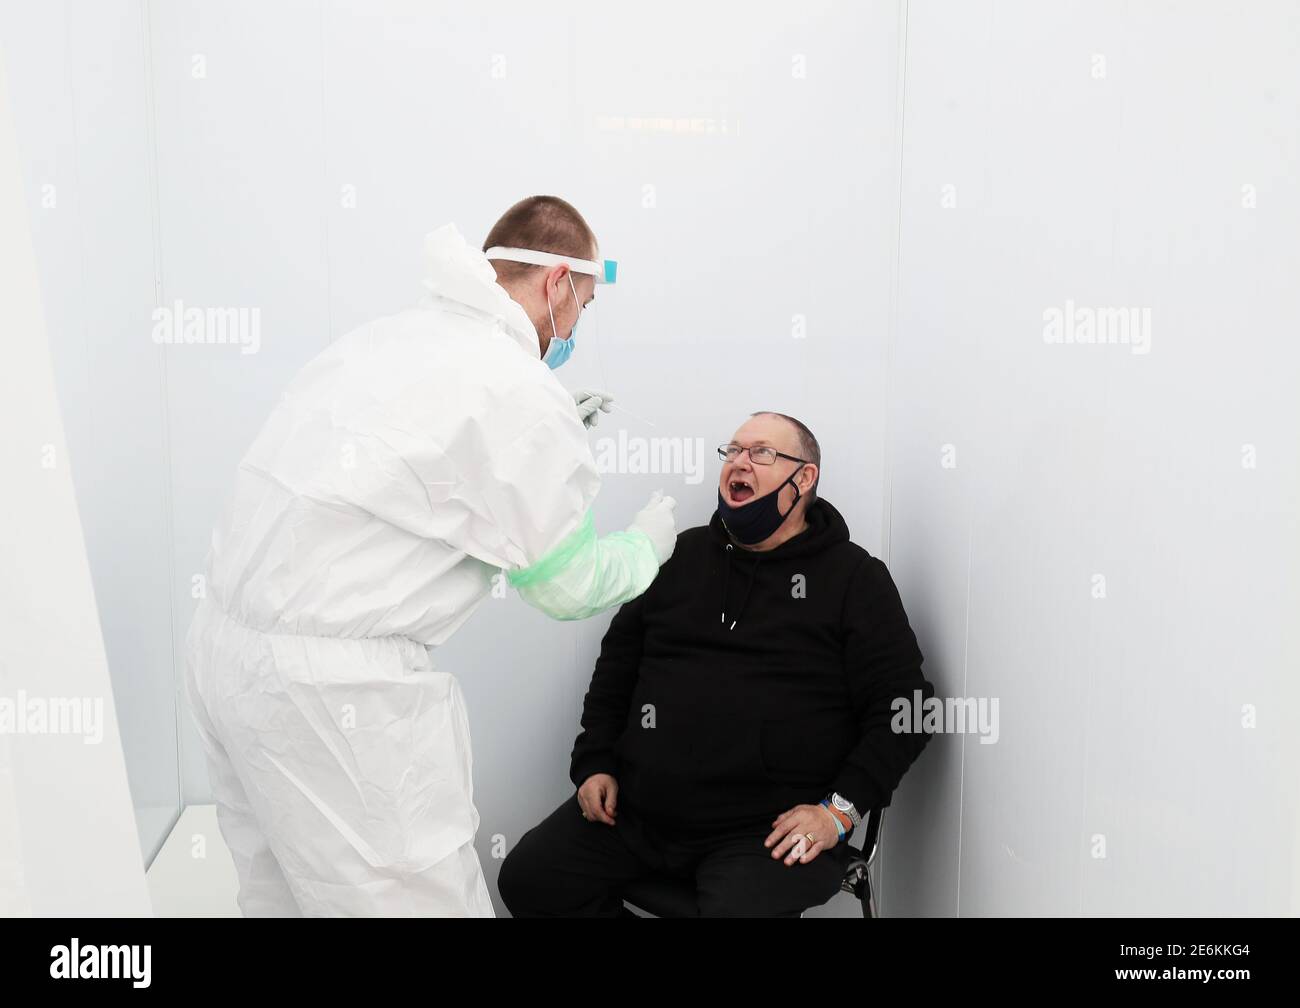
left=720, top=544, right=732, bottom=627
left=719, top=543, right=763, bottom=630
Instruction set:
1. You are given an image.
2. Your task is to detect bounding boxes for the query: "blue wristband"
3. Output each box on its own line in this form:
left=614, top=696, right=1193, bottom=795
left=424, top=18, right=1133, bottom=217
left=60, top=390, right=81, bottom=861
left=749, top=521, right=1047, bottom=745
left=820, top=798, right=846, bottom=839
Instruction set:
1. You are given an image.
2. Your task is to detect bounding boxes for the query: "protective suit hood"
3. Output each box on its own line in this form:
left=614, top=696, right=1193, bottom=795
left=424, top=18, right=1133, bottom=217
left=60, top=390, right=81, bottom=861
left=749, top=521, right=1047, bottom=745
left=422, top=222, right=542, bottom=359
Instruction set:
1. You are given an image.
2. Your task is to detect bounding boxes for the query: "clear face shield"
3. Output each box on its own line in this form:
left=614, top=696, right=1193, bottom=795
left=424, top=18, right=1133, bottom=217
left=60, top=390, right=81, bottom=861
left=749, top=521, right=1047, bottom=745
left=484, top=246, right=617, bottom=369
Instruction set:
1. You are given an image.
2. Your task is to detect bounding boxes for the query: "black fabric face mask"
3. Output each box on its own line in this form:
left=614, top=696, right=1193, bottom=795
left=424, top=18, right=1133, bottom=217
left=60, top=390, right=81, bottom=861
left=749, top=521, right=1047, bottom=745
left=717, top=468, right=804, bottom=545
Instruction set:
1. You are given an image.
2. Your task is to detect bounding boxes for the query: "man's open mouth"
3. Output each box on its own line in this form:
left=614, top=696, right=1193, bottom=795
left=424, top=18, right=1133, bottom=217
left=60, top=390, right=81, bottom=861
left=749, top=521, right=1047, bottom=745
left=728, top=478, right=755, bottom=503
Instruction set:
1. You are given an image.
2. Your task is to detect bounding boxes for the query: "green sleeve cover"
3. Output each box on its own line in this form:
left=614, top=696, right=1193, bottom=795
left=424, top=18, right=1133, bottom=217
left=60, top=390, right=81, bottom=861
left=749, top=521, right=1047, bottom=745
left=506, top=509, right=660, bottom=620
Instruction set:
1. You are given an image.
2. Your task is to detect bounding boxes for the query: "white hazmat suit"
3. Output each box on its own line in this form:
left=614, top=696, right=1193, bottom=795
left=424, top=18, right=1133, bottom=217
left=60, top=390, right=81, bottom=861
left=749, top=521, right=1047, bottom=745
left=185, top=223, right=674, bottom=917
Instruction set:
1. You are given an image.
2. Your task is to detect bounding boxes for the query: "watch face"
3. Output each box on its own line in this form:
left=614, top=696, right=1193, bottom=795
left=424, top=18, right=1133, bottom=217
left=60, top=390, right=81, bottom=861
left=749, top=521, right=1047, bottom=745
left=832, top=794, right=852, bottom=811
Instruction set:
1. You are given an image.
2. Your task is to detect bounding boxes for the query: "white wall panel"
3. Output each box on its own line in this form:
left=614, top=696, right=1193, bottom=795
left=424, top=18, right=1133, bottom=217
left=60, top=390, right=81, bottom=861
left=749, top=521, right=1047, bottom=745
left=884, top=0, right=1300, bottom=916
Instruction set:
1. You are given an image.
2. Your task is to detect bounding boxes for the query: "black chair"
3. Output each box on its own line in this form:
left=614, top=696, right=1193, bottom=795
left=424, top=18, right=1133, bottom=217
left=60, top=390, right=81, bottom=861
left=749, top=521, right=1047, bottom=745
left=620, top=807, right=885, bottom=918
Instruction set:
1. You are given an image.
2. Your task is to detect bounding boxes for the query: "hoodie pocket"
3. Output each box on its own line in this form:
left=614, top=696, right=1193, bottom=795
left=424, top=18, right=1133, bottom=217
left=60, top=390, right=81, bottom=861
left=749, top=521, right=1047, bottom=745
left=688, top=714, right=765, bottom=786
left=617, top=691, right=769, bottom=817
left=759, top=712, right=855, bottom=785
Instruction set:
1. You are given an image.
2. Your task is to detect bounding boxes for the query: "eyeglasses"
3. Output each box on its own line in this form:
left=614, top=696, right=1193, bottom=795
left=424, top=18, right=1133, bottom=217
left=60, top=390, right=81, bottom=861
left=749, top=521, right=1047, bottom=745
left=717, top=443, right=809, bottom=466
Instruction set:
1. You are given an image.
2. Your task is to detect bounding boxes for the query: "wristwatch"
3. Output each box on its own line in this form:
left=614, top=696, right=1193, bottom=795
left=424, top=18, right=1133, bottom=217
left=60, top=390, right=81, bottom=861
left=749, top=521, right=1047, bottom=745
left=830, top=792, right=862, bottom=829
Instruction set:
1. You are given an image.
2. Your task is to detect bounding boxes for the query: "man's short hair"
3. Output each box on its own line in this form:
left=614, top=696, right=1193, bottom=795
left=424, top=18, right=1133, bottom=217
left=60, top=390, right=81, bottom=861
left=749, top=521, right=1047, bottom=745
left=751, top=411, right=821, bottom=500
left=483, top=196, right=598, bottom=285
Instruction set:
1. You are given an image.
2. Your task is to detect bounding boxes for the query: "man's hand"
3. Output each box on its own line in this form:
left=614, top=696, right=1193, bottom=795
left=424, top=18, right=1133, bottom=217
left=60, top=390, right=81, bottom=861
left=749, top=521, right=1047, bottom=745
left=573, top=389, right=615, bottom=429
left=765, top=803, right=842, bottom=865
left=628, top=490, right=678, bottom=564
left=577, top=773, right=619, bottom=825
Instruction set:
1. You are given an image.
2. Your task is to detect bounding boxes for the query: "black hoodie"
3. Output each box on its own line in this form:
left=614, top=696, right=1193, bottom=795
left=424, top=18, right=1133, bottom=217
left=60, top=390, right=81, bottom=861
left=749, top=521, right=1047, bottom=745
left=569, top=497, right=935, bottom=836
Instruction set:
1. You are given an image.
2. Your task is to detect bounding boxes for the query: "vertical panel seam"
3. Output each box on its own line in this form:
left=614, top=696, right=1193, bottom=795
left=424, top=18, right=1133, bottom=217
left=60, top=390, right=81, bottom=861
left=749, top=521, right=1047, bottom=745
left=139, top=0, right=183, bottom=824
left=876, top=0, right=909, bottom=918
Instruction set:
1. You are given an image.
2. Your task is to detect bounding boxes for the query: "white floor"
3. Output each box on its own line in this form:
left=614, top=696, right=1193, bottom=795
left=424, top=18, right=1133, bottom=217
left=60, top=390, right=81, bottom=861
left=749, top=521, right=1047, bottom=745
left=148, top=804, right=869, bottom=917
left=146, top=804, right=241, bottom=917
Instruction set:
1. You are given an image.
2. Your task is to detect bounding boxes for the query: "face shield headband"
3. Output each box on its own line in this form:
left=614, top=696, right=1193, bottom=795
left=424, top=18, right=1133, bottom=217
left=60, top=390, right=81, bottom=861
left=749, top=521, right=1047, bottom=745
left=484, top=246, right=618, bottom=284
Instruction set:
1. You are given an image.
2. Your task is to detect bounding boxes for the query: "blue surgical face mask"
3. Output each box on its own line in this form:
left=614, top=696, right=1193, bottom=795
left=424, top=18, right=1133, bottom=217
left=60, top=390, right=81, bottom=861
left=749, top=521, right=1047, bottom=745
left=543, top=274, right=581, bottom=370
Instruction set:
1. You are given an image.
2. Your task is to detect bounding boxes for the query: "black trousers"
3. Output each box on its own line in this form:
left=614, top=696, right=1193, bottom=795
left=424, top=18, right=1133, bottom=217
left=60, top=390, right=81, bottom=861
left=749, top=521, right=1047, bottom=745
left=499, top=792, right=851, bottom=917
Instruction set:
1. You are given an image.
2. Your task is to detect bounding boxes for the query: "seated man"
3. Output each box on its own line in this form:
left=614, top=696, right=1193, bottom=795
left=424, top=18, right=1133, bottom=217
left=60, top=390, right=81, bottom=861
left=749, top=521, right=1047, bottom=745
left=499, top=412, right=935, bottom=917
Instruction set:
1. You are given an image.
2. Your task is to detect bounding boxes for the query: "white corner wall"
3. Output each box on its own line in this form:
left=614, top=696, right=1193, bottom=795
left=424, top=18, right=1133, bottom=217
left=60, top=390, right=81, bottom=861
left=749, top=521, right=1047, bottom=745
left=0, top=0, right=180, bottom=865
left=0, top=25, right=152, bottom=916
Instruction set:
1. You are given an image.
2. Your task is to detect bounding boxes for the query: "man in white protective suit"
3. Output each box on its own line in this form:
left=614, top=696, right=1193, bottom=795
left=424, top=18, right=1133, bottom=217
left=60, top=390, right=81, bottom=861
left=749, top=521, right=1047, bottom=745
left=184, top=195, right=677, bottom=917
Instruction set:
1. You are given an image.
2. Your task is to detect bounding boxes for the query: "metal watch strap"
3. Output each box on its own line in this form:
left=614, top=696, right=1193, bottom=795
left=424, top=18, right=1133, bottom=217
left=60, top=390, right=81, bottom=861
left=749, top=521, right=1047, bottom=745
left=831, top=791, right=863, bottom=828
